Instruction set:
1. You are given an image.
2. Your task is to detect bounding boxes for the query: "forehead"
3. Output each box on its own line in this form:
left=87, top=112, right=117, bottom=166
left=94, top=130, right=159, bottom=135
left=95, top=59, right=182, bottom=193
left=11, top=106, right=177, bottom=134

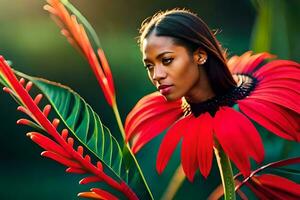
left=142, top=34, right=178, bottom=57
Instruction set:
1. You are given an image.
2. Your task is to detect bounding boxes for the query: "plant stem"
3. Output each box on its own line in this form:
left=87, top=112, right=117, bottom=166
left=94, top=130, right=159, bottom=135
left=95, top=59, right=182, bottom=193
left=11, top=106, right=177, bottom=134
left=112, top=100, right=154, bottom=199
left=214, top=143, right=236, bottom=200
left=112, top=101, right=126, bottom=140
left=161, top=164, right=185, bottom=200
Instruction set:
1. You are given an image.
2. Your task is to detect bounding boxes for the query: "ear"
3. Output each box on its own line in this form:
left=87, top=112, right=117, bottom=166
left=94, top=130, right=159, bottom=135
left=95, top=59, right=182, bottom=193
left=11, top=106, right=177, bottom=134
left=193, top=48, right=207, bottom=65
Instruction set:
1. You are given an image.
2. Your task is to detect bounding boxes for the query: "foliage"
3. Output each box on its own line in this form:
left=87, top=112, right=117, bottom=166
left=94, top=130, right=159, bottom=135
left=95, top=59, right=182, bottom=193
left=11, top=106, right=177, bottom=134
left=0, top=0, right=299, bottom=199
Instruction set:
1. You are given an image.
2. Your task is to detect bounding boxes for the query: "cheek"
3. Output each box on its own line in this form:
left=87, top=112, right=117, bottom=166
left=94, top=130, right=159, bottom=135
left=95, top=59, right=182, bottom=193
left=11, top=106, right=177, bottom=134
left=147, top=71, right=155, bottom=85
left=176, top=66, right=200, bottom=95
left=175, top=61, right=199, bottom=84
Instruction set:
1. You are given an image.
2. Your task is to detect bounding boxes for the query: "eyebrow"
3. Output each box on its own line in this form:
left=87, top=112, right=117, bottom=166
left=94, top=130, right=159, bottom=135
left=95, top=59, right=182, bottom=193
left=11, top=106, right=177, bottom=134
left=143, top=51, right=174, bottom=62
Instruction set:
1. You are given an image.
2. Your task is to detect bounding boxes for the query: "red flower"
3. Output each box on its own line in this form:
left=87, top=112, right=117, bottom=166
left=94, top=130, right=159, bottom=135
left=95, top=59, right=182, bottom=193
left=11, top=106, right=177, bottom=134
left=125, top=52, right=300, bottom=181
left=44, top=0, right=115, bottom=106
left=0, top=57, right=138, bottom=200
left=78, top=188, right=119, bottom=200
left=246, top=174, right=300, bottom=199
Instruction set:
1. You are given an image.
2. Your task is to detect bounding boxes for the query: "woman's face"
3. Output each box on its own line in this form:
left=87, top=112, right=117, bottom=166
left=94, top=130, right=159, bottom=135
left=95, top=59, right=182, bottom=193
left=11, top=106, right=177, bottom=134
left=142, top=33, right=202, bottom=101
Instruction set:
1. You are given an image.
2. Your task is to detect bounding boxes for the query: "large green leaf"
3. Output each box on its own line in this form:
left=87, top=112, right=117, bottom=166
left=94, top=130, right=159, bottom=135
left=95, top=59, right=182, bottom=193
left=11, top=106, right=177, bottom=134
left=17, top=71, right=153, bottom=200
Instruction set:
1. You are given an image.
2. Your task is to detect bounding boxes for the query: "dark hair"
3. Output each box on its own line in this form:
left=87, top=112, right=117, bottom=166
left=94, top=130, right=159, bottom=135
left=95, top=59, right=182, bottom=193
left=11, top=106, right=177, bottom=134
left=138, top=8, right=236, bottom=96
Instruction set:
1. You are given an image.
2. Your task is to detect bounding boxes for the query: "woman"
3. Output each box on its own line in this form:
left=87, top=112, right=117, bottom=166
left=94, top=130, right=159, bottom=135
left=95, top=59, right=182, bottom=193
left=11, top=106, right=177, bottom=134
left=125, top=8, right=300, bottom=183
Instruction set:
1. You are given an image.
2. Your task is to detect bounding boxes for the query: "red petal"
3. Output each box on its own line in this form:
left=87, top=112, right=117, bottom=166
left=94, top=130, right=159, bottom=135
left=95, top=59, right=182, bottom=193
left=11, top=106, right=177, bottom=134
left=239, top=99, right=300, bottom=141
left=125, top=92, right=182, bottom=153
left=257, top=72, right=300, bottom=85
left=245, top=181, right=271, bottom=200
left=181, top=116, right=200, bottom=181
left=196, top=113, right=214, bottom=178
left=255, top=79, right=300, bottom=95
left=91, top=188, right=119, bottom=200
left=80, top=176, right=102, bottom=184
left=97, top=49, right=115, bottom=97
left=156, top=116, right=189, bottom=174
left=125, top=92, right=182, bottom=140
left=125, top=93, right=170, bottom=130
left=213, top=107, right=264, bottom=176
left=250, top=88, right=300, bottom=114
left=259, top=174, right=300, bottom=195
left=78, top=192, right=103, bottom=199
left=131, top=108, right=183, bottom=153
left=257, top=174, right=300, bottom=199
left=256, top=67, right=300, bottom=80
left=228, top=51, right=252, bottom=74
left=41, top=151, right=82, bottom=169
left=242, top=52, right=275, bottom=73
left=227, top=55, right=240, bottom=72
left=254, top=60, right=300, bottom=78
left=227, top=51, right=274, bottom=74
left=66, top=167, right=86, bottom=174
left=28, top=132, right=70, bottom=158
left=269, top=157, right=300, bottom=168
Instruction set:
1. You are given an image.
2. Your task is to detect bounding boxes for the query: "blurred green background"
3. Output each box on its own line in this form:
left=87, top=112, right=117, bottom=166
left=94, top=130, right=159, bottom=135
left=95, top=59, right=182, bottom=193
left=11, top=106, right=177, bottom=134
left=0, top=0, right=299, bottom=199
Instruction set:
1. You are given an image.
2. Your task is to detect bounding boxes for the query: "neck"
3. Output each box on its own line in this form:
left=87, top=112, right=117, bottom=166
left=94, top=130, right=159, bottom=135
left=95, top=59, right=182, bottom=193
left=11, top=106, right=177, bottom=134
left=184, top=67, right=215, bottom=103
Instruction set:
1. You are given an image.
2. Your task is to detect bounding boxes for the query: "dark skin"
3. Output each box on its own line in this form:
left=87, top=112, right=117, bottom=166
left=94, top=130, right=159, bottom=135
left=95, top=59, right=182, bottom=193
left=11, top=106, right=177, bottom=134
left=142, top=33, right=215, bottom=103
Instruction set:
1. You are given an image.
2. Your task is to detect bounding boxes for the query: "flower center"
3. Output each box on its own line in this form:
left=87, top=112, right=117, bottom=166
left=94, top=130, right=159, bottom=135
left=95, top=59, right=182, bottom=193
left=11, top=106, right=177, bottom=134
left=181, top=74, right=257, bottom=117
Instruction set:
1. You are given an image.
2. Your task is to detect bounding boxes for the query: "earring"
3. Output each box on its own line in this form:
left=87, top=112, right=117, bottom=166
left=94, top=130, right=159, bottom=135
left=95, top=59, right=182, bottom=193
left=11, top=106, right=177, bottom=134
left=198, top=57, right=207, bottom=64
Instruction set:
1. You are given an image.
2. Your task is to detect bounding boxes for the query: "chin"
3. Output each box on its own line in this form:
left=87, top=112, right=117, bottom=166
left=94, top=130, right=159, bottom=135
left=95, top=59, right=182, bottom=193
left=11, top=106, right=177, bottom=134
left=162, top=93, right=182, bottom=102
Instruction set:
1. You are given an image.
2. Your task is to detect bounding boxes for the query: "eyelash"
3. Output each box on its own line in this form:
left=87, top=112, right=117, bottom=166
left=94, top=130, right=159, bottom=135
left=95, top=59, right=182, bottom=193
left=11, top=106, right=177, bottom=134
left=144, top=64, right=153, bottom=70
left=162, top=57, right=174, bottom=65
left=144, top=57, right=174, bottom=70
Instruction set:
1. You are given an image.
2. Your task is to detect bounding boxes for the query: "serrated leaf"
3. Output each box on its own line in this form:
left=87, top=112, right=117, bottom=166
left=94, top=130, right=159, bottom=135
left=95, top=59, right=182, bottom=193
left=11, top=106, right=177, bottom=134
left=16, top=71, right=153, bottom=199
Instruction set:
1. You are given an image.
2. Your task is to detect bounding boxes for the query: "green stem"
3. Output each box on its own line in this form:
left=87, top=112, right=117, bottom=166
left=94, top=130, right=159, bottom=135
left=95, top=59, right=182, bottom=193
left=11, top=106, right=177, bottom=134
left=112, top=100, right=154, bottom=199
left=112, top=101, right=126, bottom=140
left=214, top=143, right=236, bottom=200
left=161, top=164, right=185, bottom=200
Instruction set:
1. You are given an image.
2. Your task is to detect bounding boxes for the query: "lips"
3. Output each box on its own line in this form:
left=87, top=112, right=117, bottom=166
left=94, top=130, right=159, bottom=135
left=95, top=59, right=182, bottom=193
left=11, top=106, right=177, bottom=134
left=158, top=85, right=173, bottom=95
left=158, top=85, right=172, bottom=90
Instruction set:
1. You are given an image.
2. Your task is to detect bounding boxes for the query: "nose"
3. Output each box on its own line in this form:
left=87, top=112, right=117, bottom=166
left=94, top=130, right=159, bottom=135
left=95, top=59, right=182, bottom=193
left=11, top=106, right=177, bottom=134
left=152, top=65, right=167, bottom=82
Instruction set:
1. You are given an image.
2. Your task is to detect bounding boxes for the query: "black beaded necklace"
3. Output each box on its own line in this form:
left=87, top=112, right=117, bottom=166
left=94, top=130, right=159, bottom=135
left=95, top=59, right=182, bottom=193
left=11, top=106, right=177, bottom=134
left=181, top=74, right=257, bottom=117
